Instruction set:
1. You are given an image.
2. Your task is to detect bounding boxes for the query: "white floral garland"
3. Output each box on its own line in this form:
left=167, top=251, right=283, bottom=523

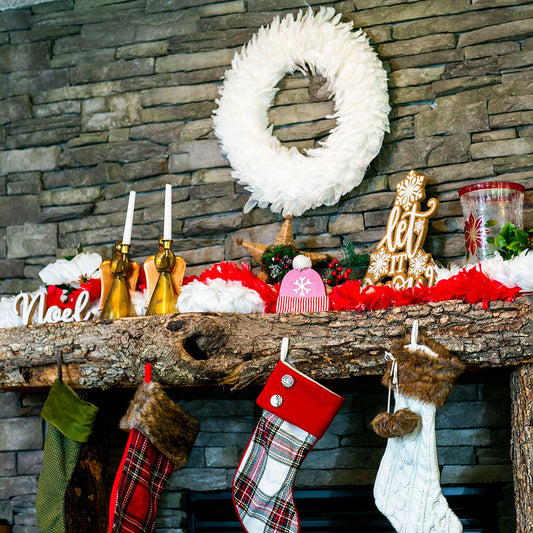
left=213, top=7, right=390, bottom=217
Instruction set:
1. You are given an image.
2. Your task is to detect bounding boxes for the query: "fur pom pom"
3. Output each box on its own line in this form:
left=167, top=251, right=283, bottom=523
left=120, top=382, right=200, bottom=470
left=371, top=408, right=421, bottom=438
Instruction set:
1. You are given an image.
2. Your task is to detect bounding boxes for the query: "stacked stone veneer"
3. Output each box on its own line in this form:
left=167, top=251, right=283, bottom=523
left=0, top=0, right=532, bottom=292
left=0, top=373, right=515, bottom=533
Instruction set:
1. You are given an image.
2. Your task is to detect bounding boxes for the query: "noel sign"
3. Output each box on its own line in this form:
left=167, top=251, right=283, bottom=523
left=364, top=170, right=439, bottom=289
left=13, top=290, right=94, bottom=326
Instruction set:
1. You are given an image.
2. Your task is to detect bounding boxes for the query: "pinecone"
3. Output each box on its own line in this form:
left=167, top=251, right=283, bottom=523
left=269, top=264, right=283, bottom=281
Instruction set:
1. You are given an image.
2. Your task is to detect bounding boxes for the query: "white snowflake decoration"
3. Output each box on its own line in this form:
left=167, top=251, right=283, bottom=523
left=395, top=170, right=425, bottom=210
left=368, top=250, right=391, bottom=278
left=414, top=218, right=426, bottom=235
left=408, top=250, right=429, bottom=278
left=293, top=276, right=312, bottom=297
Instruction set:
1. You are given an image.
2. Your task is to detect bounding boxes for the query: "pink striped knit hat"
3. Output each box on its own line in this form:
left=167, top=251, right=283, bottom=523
left=276, top=255, right=330, bottom=313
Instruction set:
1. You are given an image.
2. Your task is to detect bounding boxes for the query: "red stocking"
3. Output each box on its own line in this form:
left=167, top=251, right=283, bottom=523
left=109, top=381, right=199, bottom=533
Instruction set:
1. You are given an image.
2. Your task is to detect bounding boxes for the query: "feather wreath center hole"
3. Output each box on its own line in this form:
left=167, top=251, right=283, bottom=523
left=183, top=335, right=210, bottom=361
left=269, top=72, right=336, bottom=155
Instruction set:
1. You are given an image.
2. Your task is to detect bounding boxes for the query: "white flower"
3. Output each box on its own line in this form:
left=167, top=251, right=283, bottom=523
left=39, top=252, right=102, bottom=287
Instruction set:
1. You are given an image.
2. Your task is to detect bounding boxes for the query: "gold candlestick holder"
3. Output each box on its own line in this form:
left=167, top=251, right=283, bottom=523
left=100, top=242, right=138, bottom=319
left=145, top=238, right=186, bottom=315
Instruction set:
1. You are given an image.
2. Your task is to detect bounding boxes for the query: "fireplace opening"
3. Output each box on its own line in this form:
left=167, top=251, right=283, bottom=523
left=186, top=485, right=508, bottom=532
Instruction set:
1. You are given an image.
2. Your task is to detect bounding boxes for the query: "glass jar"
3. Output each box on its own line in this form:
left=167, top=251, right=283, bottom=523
left=459, top=181, right=524, bottom=263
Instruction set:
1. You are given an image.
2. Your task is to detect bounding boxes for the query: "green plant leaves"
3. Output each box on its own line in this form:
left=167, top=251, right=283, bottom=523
left=492, top=221, right=532, bottom=260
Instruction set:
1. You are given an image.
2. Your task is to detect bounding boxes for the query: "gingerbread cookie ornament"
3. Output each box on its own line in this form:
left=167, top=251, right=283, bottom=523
left=364, top=170, right=439, bottom=289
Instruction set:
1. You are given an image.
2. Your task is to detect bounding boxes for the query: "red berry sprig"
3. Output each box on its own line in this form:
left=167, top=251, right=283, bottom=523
left=325, top=258, right=352, bottom=287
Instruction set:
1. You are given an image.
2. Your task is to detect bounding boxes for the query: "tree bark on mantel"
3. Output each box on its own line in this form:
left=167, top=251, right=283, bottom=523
left=0, top=296, right=531, bottom=391
left=511, top=363, right=533, bottom=533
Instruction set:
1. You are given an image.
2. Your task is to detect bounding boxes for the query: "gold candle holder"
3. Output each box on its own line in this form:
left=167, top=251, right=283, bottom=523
left=145, top=238, right=186, bottom=315
left=146, top=239, right=177, bottom=315
left=101, top=242, right=138, bottom=319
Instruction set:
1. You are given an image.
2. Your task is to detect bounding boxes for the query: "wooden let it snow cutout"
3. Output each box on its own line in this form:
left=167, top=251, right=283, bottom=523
left=364, top=170, right=439, bottom=289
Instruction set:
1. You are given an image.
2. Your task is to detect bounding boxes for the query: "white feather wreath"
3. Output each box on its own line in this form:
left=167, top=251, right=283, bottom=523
left=213, top=7, right=390, bottom=217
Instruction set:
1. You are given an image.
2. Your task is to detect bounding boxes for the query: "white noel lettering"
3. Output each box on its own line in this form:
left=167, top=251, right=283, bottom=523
left=14, top=290, right=94, bottom=326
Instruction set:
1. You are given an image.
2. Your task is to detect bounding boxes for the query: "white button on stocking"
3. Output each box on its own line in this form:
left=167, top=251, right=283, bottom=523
left=281, top=374, right=295, bottom=388
left=270, top=394, right=283, bottom=408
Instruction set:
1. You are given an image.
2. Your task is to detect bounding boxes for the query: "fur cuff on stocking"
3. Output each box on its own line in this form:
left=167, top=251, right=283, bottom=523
left=382, top=335, right=465, bottom=408
left=371, top=408, right=421, bottom=438
left=120, top=381, right=200, bottom=469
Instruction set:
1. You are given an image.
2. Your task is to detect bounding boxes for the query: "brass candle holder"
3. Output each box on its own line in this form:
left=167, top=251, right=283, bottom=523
left=145, top=238, right=186, bottom=315
left=100, top=241, right=138, bottom=319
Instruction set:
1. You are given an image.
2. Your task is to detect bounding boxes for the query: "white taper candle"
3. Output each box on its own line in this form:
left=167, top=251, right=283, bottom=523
left=163, top=184, right=172, bottom=241
left=122, top=191, right=136, bottom=245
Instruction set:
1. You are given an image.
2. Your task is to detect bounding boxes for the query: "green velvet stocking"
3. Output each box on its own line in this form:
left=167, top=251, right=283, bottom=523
left=35, top=379, right=98, bottom=533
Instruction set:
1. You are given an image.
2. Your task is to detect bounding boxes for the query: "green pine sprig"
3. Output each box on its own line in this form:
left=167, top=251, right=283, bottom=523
left=262, top=244, right=297, bottom=282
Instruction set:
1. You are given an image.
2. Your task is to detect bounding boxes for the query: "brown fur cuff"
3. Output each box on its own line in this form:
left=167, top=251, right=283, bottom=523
left=382, top=334, right=465, bottom=408
left=120, top=382, right=200, bottom=470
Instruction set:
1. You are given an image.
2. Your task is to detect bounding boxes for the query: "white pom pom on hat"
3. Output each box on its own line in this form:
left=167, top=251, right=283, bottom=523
left=292, top=255, right=312, bottom=270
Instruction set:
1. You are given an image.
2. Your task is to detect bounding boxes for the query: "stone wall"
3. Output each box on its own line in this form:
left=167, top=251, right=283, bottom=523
left=0, top=0, right=532, bottom=294
left=0, top=1, right=529, bottom=532
left=0, top=373, right=516, bottom=532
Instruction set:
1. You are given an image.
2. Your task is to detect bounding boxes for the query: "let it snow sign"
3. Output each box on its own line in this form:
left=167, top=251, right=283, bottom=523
left=364, top=170, right=439, bottom=289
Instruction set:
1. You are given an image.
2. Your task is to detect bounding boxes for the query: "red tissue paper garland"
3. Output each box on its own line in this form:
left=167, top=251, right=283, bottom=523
left=330, top=266, right=522, bottom=313
left=183, top=261, right=280, bottom=313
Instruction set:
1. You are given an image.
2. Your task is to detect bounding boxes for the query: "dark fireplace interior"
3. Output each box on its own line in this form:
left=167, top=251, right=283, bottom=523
left=187, top=485, right=509, bottom=533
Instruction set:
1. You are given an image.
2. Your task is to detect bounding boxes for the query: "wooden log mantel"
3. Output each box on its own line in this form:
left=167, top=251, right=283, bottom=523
left=0, top=296, right=531, bottom=391
left=0, top=295, right=532, bottom=532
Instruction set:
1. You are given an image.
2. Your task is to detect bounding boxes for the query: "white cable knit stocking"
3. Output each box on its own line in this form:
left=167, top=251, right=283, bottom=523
left=374, top=391, right=462, bottom=533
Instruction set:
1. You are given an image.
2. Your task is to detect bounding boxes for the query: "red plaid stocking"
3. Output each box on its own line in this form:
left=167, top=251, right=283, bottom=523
left=109, top=429, right=174, bottom=533
left=109, top=380, right=199, bottom=533
left=233, top=360, right=344, bottom=533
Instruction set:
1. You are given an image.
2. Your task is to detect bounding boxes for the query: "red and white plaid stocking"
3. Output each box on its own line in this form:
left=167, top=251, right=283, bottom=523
left=233, top=360, right=344, bottom=533
left=109, top=380, right=199, bottom=533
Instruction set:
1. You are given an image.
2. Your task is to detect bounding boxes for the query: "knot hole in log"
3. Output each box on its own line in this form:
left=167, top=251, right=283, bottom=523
left=168, top=318, right=228, bottom=361
left=183, top=335, right=210, bottom=360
